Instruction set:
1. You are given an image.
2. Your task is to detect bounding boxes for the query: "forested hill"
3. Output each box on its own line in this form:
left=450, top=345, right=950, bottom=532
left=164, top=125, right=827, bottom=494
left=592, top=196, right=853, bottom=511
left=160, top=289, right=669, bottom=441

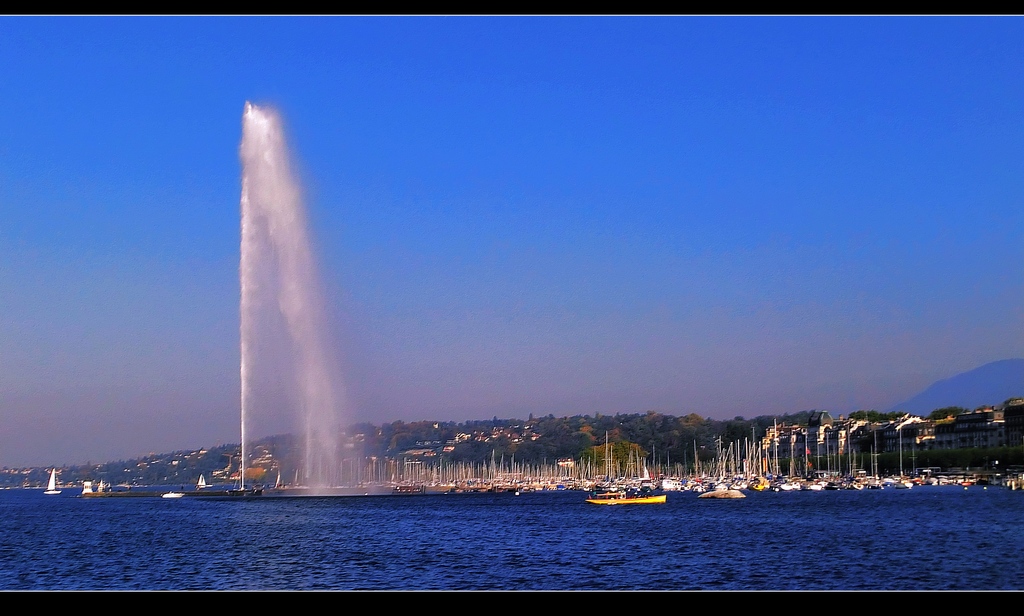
left=352, top=410, right=819, bottom=466
left=8, top=396, right=1020, bottom=488
left=6, top=410, right=819, bottom=487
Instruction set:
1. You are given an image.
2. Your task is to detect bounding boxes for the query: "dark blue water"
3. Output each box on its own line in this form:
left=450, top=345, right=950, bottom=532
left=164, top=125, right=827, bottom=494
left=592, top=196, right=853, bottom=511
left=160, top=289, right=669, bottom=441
left=2, top=486, right=1022, bottom=590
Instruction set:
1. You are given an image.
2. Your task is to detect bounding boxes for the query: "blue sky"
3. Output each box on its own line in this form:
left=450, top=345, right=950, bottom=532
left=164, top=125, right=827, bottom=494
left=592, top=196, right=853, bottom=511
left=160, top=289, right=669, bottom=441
left=1, top=16, right=1022, bottom=466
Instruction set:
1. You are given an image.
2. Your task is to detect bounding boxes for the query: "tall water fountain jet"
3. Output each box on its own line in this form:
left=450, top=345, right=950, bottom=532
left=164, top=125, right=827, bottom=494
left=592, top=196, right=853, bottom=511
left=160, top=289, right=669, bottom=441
left=239, top=102, right=341, bottom=491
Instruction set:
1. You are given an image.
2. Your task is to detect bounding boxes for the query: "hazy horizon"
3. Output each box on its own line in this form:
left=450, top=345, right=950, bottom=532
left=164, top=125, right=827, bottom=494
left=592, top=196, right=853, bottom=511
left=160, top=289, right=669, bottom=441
left=2, top=17, right=1022, bottom=467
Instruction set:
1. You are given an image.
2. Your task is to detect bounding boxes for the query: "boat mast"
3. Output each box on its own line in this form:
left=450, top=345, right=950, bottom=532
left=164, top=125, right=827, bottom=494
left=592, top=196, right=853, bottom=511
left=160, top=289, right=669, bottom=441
left=773, top=420, right=779, bottom=478
left=873, top=427, right=879, bottom=479
left=899, top=423, right=904, bottom=478
left=693, top=440, right=698, bottom=479
left=604, top=432, right=610, bottom=483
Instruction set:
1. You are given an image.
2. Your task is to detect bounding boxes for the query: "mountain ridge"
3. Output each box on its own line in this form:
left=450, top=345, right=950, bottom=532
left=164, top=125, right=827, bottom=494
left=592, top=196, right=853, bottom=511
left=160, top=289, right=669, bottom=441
left=885, top=358, right=1023, bottom=415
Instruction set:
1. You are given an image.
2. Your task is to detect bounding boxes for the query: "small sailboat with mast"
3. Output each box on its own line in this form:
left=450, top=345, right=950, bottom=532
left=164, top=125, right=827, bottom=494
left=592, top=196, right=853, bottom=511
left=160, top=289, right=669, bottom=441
left=43, top=468, right=61, bottom=495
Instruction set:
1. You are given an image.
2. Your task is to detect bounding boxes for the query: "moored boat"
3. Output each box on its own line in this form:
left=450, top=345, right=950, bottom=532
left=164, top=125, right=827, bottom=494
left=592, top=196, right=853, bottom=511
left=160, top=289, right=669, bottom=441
left=748, top=477, right=770, bottom=491
left=659, top=478, right=683, bottom=491
left=585, top=487, right=666, bottom=505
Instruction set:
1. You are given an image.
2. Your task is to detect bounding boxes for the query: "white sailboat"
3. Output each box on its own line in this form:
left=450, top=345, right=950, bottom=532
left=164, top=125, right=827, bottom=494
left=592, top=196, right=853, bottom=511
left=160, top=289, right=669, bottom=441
left=196, top=474, right=208, bottom=489
left=43, top=468, right=61, bottom=495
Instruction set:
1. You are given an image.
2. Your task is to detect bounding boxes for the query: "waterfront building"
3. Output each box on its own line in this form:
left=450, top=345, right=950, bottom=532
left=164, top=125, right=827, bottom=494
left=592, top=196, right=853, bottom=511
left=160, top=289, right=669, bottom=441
left=806, top=411, right=833, bottom=465
left=1003, top=399, right=1024, bottom=450
left=821, top=419, right=864, bottom=460
left=933, top=407, right=1005, bottom=450
left=763, top=422, right=808, bottom=466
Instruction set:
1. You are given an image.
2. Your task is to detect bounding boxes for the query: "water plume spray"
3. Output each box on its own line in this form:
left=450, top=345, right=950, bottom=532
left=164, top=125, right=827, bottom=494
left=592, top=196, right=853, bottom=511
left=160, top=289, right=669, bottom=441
left=239, top=102, right=341, bottom=491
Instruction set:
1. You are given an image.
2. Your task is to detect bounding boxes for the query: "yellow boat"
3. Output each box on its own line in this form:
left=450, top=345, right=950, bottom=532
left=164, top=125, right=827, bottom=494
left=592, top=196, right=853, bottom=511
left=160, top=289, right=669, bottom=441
left=748, top=477, right=771, bottom=492
left=585, top=489, right=667, bottom=505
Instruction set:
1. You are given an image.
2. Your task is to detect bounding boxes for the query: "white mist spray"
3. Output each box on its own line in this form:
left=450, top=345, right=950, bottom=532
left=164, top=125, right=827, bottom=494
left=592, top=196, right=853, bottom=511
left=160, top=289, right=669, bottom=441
left=239, top=102, right=341, bottom=491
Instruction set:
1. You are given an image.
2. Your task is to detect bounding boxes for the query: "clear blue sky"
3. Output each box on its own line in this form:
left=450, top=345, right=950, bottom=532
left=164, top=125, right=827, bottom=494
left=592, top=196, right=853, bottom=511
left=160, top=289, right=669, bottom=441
left=1, top=16, right=1022, bottom=466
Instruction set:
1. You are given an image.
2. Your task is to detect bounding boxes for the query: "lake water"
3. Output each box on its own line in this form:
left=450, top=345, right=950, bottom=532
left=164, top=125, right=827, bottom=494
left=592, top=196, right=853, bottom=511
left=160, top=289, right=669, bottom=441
left=3, top=485, right=1022, bottom=590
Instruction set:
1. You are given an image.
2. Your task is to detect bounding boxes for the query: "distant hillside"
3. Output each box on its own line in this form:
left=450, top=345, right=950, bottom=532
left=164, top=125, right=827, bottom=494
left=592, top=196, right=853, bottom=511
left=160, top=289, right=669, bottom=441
left=886, top=358, right=1024, bottom=415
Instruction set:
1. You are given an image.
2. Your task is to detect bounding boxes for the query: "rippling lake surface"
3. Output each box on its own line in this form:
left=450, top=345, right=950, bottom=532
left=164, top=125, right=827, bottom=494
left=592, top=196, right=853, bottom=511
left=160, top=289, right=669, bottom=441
left=3, top=485, right=1022, bottom=590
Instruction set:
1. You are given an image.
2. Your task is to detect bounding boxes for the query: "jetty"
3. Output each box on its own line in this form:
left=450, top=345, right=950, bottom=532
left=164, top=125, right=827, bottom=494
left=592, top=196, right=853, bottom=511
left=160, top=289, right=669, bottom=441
left=81, top=489, right=263, bottom=498
left=79, top=481, right=263, bottom=498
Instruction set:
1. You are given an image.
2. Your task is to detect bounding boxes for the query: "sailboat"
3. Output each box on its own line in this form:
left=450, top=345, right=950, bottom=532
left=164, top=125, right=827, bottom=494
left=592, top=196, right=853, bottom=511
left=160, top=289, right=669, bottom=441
left=196, top=474, right=208, bottom=490
left=43, top=468, right=61, bottom=495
